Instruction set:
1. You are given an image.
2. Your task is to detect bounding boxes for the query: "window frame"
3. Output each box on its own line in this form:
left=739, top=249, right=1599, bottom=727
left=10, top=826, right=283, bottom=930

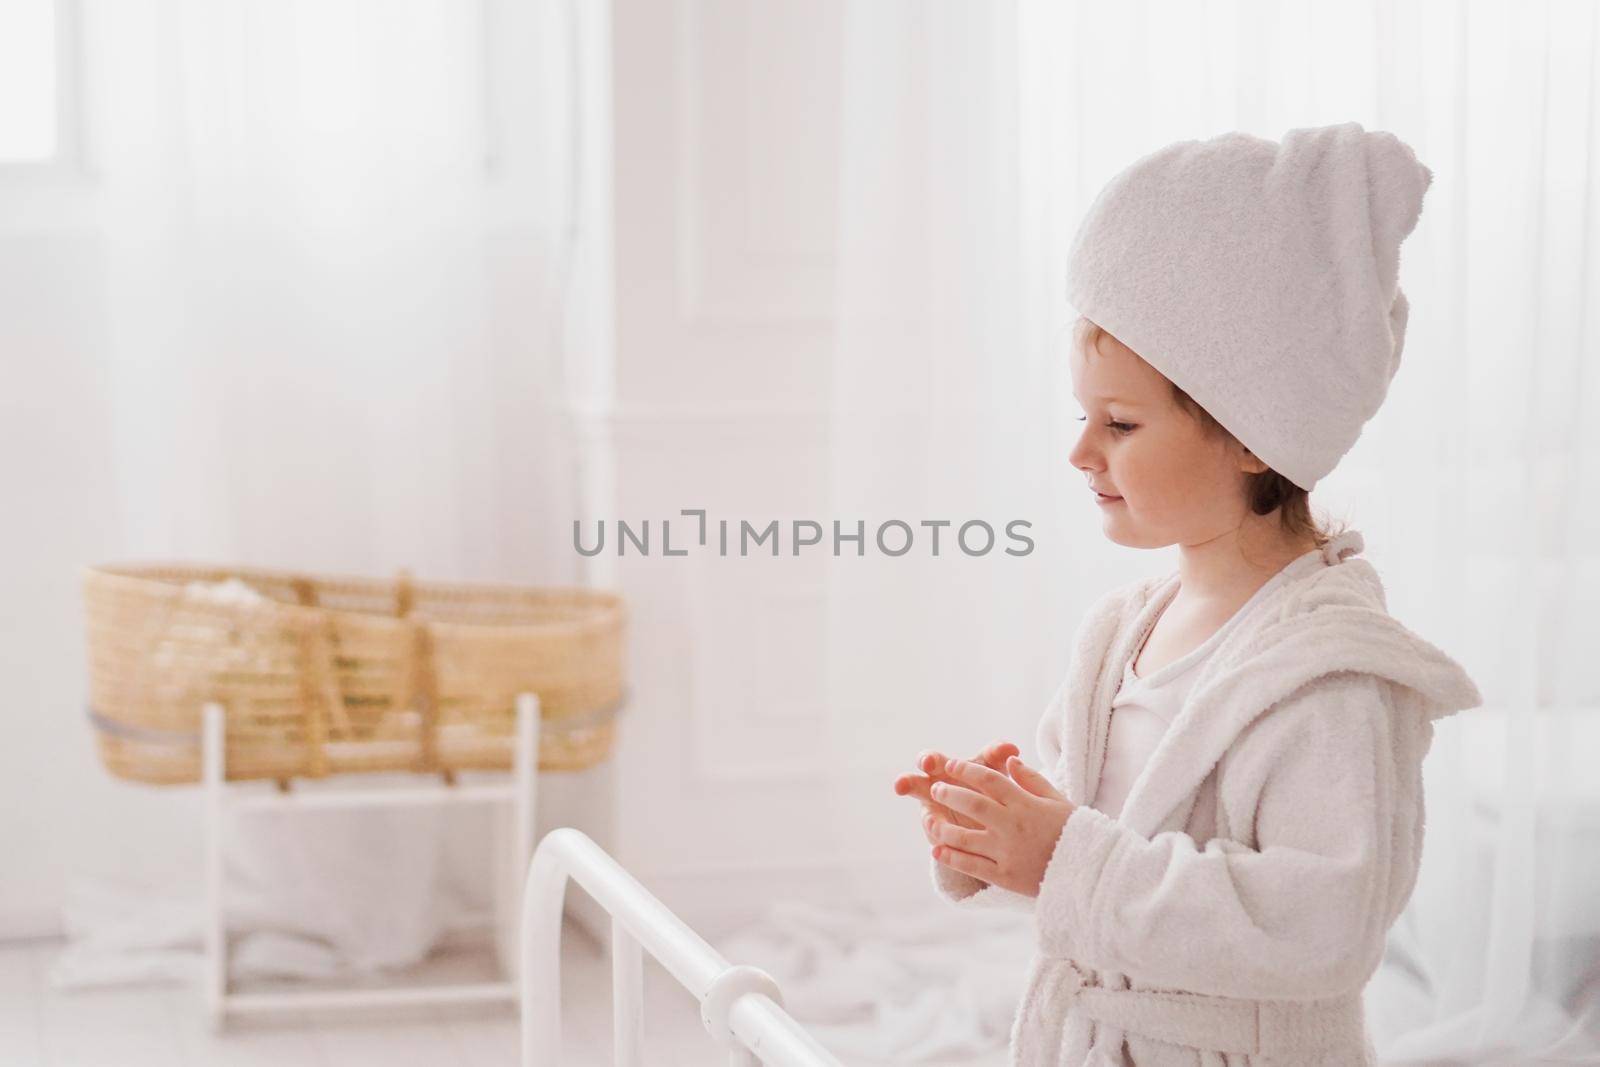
left=0, top=0, right=89, bottom=186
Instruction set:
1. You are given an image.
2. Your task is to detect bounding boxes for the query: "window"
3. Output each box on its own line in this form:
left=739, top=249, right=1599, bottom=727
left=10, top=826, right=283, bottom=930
left=0, top=0, right=64, bottom=165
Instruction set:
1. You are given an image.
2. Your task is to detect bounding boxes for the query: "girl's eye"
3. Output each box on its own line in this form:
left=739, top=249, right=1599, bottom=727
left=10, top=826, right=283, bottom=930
left=1074, top=415, right=1135, bottom=435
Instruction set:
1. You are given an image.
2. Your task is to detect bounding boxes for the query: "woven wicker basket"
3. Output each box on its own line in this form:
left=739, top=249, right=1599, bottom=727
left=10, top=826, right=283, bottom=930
left=82, top=562, right=627, bottom=785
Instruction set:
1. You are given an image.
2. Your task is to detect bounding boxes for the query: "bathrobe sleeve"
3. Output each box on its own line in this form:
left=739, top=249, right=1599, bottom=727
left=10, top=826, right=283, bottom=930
left=1034, top=671, right=1408, bottom=1000
left=929, top=858, right=1036, bottom=911
left=929, top=676, right=1074, bottom=913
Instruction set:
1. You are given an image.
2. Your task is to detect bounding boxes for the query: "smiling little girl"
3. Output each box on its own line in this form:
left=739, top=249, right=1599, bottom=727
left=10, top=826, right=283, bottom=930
left=892, top=122, right=1483, bottom=1066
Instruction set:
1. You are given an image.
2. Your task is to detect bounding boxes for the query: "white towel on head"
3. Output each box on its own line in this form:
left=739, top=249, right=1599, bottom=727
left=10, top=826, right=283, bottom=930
left=1065, top=121, right=1432, bottom=491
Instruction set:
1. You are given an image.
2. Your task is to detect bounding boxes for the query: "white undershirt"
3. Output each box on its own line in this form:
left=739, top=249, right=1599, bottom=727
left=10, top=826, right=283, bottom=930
left=1091, top=564, right=1298, bottom=821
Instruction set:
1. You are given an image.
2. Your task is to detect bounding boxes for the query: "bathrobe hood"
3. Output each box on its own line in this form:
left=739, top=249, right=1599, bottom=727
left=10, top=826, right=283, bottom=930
left=1054, top=528, right=1483, bottom=840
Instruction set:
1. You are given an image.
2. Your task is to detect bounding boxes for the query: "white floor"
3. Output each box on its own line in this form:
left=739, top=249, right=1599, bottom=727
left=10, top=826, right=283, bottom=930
left=0, top=921, right=1010, bottom=1067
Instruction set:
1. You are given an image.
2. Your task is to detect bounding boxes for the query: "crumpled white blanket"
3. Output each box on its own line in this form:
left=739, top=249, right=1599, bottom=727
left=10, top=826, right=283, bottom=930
left=49, top=798, right=479, bottom=991
left=715, top=897, right=1031, bottom=1063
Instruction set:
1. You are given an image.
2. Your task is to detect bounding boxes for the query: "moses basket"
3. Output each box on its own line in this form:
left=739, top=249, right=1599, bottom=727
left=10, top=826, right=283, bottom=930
left=82, top=563, right=627, bottom=784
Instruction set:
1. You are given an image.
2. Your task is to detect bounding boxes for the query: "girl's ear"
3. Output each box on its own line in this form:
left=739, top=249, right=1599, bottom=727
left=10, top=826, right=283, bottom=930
left=1237, top=443, right=1270, bottom=476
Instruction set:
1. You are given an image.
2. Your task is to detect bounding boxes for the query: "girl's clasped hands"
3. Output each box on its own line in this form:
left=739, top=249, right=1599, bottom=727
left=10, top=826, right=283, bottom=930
left=892, top=740, right=1079, bottom=898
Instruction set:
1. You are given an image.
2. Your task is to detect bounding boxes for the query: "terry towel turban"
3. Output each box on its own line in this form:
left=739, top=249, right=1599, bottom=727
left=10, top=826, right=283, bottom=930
left=1064, top=121, right=1433, bottom=492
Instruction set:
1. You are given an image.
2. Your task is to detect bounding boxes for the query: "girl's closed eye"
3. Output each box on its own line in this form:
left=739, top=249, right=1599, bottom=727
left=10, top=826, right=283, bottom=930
left=1075, top=415, right=1136, bottom=435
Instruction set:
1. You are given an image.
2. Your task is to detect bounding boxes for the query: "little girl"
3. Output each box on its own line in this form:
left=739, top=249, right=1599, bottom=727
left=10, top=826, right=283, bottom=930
left=891, top=122, right=1482, bottom=1066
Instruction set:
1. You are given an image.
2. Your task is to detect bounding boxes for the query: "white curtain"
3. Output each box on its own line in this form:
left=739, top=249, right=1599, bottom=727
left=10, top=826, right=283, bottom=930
left=54, top=0, right=584, bottom=985
left=90, top=0, right=581, bottom=575
left=817, top=1, right=1600, bottom=1063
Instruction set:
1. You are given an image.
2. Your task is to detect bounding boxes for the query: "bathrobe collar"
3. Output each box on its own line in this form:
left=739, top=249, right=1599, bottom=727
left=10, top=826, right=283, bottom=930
left=1064, top=529, right=1484, bottom=838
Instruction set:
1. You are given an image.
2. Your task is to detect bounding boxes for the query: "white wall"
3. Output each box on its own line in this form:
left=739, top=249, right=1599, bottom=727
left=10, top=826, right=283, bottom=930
left=596, top=0, right=867, bottom=939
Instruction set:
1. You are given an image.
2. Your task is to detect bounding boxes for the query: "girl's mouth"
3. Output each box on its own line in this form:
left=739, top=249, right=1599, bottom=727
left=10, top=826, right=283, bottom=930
left=1095, top=492, right=1122, bottom=504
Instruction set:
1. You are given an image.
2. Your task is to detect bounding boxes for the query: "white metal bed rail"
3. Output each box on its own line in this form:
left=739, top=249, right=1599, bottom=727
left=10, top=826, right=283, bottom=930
left=520, top=827, right=845, bottom=1066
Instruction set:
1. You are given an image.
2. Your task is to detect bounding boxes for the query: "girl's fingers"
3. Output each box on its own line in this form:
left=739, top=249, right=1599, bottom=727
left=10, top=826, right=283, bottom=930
left=907, top=746, right=1013, bottom=790
left=927, top=747, right=1012, bottom=778
left=943, top=757, right=1025, bottom=806
left=929, top=799, right=981, bottom=831
left=898, top=760, right=997, bottom=831
left=932, top=843, right=1001, bottom=883
left=927, top=794, right=977, bottom=830
left=979, top=741, right=1021, bottom=769
left=896, top=772, right=944, bottom=811
left=1005, top=756, right=1066, bottom=801
left=895, top=770, right=951, bottom=797
left=930, top=780, right=1002, bottom=824
left=899, top=773, right=982, bottom=830
left=897, top=772, right=947, bottom=808
left=895, top=773, right=931, bottom=802
left=900, top=747, right=1018, bottom=840
left=925, top=808, right=980, bottom=841
left=925, top=813, right=992, bottom=856
left=924, top=744, right=1014, bottom=776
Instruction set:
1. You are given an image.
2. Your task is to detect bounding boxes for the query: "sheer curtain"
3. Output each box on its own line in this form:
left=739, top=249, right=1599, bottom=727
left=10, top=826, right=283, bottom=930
left=54, top=0, right=584, bottom=985
left=822, top=1, right=1600, bottom=1063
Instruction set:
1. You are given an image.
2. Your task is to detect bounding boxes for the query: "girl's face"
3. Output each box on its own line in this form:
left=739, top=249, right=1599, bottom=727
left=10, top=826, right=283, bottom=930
left=1067, top=326, right=1263, bottom=549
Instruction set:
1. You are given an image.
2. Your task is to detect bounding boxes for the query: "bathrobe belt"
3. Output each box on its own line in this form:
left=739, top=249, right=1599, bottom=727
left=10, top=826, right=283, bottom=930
left=1054, top=959, right=1367, bottom=1056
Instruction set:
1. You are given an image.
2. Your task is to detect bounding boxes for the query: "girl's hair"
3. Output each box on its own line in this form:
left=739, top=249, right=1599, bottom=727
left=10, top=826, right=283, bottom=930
left=1075, top=317, right=1348, bottom=550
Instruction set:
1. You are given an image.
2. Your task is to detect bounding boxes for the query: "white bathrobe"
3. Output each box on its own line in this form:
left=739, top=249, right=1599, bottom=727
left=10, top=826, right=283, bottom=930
left=931, top=530, right=1482, bottom=1066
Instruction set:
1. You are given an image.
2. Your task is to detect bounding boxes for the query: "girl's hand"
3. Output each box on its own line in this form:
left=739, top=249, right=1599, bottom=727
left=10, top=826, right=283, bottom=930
left=893, top=741, right=1020, bottom=836
left=926, top=755, right=1076, bottom=898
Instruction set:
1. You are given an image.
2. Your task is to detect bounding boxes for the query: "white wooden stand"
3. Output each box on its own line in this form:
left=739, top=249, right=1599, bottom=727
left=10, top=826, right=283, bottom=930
left=200, top=693, right=541, bottom=1030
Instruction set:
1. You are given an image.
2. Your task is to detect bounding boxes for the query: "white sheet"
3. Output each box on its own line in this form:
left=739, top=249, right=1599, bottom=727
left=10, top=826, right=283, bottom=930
left=717, top=897, right=1030, bottom=1063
